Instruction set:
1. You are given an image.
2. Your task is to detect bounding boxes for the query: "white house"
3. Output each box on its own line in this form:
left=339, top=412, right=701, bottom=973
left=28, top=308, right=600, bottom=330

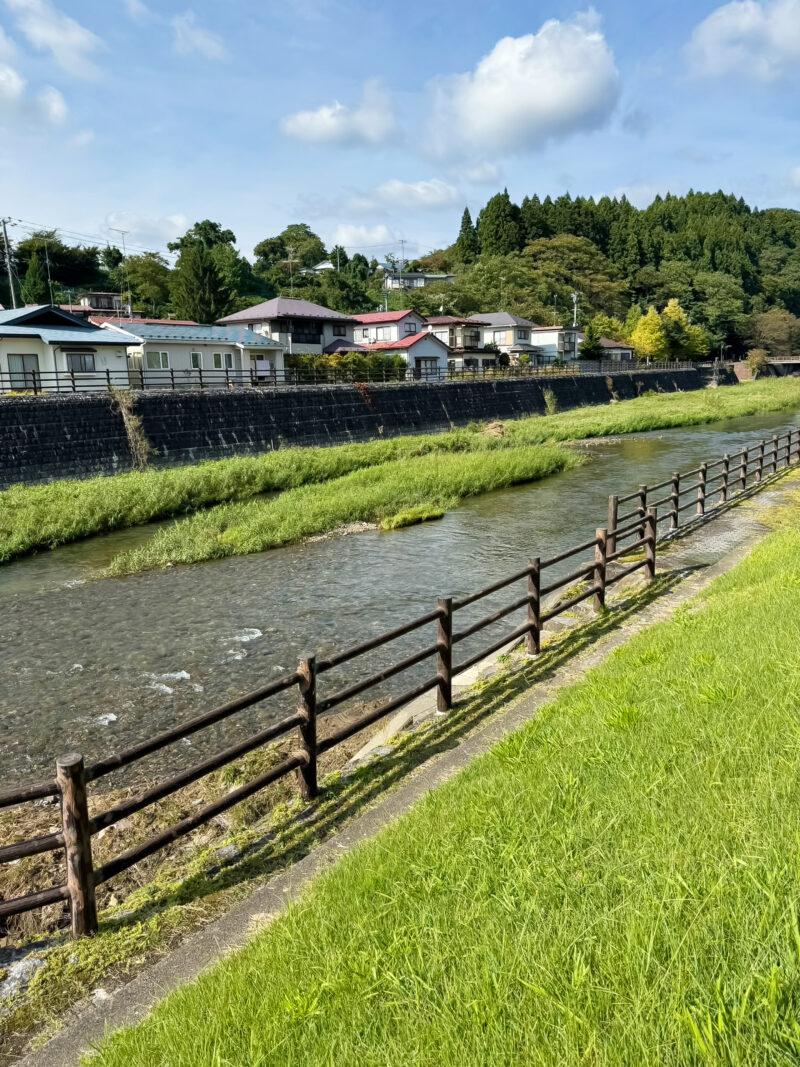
left=467, top=312, right=538, bottom=356
left=364, top=332, right=450, bottom=378
left=383, top=270, right=456, bottom=290
left=351, top=310, right=427, bottom=345
left=423, top=316, right=500, bottom=372
left=0, top=305, right=136, bottom=391
left=217, top=297, right=356, bottom=355
left=525, top=326, right=581, bottom=365
left=115, top=323, right=286, bottom=385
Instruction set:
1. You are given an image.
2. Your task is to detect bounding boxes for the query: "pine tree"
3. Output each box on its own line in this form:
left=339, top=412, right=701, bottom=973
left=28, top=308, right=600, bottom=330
left=454, top=207, right=480, bottom=263
left=579, top=320, right=604, bottom=359
left=476, top=190, right=522, bottom=256
left=23, top=250, right=49, bottom=304
left=170, top=243, right=232, bottom=323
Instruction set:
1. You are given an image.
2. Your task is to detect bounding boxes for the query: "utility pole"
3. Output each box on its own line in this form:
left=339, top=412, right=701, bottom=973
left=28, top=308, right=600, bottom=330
left=553, top=294, right=557, bottom=326
left=110, top=228, right=130, bottom=316
left=399, top=239, right=406, bottom=272
left=42, top=237, right=54, bottom=305
left=335, top=246, right=340, bottom=273
left=285, top=245, right=297, bottom=297
left=1, top=217, right=17, bottom=308
left=571, top=291, right=579, bottom=328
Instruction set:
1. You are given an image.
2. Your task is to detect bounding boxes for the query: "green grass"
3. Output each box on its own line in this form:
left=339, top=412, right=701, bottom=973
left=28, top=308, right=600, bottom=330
left=89, top=522, right=800, bottom=1066
left=106, top=446, right=577, bottom=574
left=4, top=378, right=800, bottom=568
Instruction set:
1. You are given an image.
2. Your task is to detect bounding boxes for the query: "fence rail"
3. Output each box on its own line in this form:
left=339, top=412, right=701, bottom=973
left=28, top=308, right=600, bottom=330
left=0, top=361, right=696, bottom=396
left=2, top=426, right=797, bottom=937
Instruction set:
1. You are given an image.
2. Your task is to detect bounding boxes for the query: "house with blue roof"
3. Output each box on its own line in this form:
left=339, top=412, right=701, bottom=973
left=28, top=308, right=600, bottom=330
left=113, top=321, right=286, bottom=385
left=0, top=305, right=137, bottom=391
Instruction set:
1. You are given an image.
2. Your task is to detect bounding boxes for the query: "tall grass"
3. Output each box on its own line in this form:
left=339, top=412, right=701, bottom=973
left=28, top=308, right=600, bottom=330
left=90, top=525, right=800, bottom=1066
left=107, top=446, right=578, bottom=574
left=4, top=378, right=800, bottom=567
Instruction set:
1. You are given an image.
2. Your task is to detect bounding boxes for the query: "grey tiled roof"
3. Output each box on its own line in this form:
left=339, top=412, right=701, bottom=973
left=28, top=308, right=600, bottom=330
left=217, top=298, right=356, bottom=324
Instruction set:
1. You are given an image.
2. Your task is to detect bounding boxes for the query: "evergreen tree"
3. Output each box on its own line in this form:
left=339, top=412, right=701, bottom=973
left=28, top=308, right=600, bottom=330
left=23, top=250, right=49, bottom=304
left=660, top=298, right=691, bottom=358
left=579, top=320, right=604, bottom=359
left=170, top=243, right=232, bottom=323
left=454, top=207, right=480, bottom=263
left=476, top=190, right=522, bottom=256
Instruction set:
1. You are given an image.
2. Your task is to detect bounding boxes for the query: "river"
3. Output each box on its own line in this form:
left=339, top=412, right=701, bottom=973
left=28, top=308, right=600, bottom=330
left=2, top=407, right=798, bottom=784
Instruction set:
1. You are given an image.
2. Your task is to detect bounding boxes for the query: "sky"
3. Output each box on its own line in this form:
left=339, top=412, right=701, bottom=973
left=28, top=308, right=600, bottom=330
left=1, top=0, right=800, bottom=264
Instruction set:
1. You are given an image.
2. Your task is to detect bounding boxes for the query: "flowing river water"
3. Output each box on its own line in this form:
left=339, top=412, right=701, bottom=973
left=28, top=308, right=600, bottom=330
left=3, top=407, right=800, bottom=785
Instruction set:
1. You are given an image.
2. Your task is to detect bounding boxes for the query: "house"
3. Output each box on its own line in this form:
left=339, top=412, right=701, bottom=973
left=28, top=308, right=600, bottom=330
left=300, top=260, right=336, bottom=275
left=0, top=305, right=136, bottom=391
left=217, top=297, right=356, bottom=355
left=424, top=316, right=497, bottom=372
left=467, top=312, right=539, bottom=356
left=114, top=323, right=286, bottom=385
left=363, top=332, right=450, bottom=379
left=59, top=292, right=145, bottom=320
left=351, top=310, right=427, bottom=345
left=383, top=270, right=456, bottom=290
left=524, top=326, right=581, bottom=365
left=577, top=333, right=635, bottom=362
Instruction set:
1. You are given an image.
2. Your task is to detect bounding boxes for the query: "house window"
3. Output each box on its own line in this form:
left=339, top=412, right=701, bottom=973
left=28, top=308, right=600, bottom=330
left=493, top=330, right=507, bottom=345
left=213, top=352, right=234, bottom=370
left=376, top=326, right=389, bottom=340
left=516, top=329, right=530, bottom=341
left=146, top=350, right=169, bottom=369
left=332, top=324, right=346, bottom=337
left=65, top=351, right=96, bottom=372
left=404, top=321, right=417, bottom=334
left=190, top=352, right=202, bottom=370
left=359, top=328, right=370, bottom=341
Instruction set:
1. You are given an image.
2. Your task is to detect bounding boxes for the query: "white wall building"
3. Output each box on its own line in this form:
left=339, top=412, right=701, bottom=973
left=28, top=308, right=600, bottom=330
left=352, top=310, right=427, bottom=345
left=383, top=271, right=456, bottom=290
left=218, top=297, right=356, bottom=355
left=364, top=332, right=450, bottom=378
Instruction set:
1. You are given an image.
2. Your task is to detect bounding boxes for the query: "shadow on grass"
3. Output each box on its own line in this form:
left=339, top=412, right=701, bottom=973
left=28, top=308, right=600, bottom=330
left=101, top=567, right=686, bottom=934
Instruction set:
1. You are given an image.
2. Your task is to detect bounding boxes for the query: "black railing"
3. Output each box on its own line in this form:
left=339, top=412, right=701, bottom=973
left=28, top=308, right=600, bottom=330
left=0, top=361, right=696, bottom=395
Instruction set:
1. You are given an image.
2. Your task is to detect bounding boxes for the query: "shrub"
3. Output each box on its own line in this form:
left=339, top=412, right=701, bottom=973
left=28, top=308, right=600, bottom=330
left=746, top=348, right=769, bottom=380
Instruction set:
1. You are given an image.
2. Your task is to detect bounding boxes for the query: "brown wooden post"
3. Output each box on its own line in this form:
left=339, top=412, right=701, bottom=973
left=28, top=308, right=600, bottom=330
left=295, top=655, right=318, bottom=799
left=437, top=597, right=453, bottom=712
left=637, top=485, right=647, bottom=538
left=669, top=472, right=680, bottom=530
left=526, top=559, right=541, bottom=655
left=720, top=454, right=729, bottom=503
left=593, top=528, right=607, bottom=613
left=607, top=495, right=618, bottom=557
left=170, top=368, right=175, bottom=390
left=771, top=434, right=779, bottom=476
left=56, top=754, right=97, bottom=938
left=696, top=463, right=707, bottom=517
left=739, top=447, right=748, bottom=492
left=644, top=508, right=657, bottom=584
left=756, top=440, right=765, bottom=482
left=106, top=368, right=112, bottom=392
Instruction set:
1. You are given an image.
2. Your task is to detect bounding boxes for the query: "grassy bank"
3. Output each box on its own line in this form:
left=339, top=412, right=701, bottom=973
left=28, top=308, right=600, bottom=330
left=107, top=445, right=578, bottom=574
left=91, top=522, right=800, bottom=1066
left=4, top=378, right=800, bottom=568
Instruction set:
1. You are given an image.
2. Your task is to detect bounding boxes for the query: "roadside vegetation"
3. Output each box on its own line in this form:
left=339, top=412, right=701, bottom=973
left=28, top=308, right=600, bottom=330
left=3, top=378, right=800, bottom=570
left=106, top=446, right=578, bottom=574
left=90, top=522, right=800, bottom=1066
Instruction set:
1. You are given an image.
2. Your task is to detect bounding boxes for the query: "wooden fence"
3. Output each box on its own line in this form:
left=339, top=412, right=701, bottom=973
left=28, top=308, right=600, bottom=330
left=1, top=427, right=798, bottom=938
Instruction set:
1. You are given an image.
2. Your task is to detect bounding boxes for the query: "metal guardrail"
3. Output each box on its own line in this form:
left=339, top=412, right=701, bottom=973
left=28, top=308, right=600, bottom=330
left=4, top=421, right=791, bottom=939
left=0, top=361, right=696, bottom=395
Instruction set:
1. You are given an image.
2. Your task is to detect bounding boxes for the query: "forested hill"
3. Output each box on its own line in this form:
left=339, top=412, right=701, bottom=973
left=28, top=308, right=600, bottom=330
left=406, top=190, right=800, bottom=356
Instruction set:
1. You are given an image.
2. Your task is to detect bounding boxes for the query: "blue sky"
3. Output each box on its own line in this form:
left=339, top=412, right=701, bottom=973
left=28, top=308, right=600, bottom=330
left=1, top=0, right=799, bottom=263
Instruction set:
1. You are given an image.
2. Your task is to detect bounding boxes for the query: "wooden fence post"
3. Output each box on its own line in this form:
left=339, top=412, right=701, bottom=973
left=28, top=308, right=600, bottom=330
left=669, top=472, right=680, bottom=530
left=56, top=754, right=97, bottom=938
left=645, top=508, right=657, bottom=584
left=527, top=559, right=541, bottom=655
left=739, top=448, right=748, bottom=493
left=607, top=495, right=618, bottom=557
left=696, top=463, right=707, bottom=517
left=637, top=485, right=648, bottom=538
left=593, top=529, right=607, bottom=613
left=295, top=655, right=318, bottom=799
left=771, top=435, right=779, bottom=476
left=436, top=598, right=453, bottom=712
left=756, top=440, right=765, bottom=482
left=720, top=454, right=729, bottom=503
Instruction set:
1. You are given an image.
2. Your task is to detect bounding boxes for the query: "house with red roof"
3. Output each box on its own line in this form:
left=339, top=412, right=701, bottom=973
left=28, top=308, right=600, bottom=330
left=351, top=309, right=426, bottom=346
left=363, top=331, right=449, bottom=379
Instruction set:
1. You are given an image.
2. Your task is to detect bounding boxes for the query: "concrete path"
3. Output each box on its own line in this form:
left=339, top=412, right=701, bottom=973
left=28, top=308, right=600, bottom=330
left=18, top=475, right=798, bottom=1067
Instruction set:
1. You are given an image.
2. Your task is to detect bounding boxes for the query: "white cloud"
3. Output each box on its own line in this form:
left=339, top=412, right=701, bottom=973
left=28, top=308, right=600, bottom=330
left=2, top=0, right=102, bottom=79
left=0, top=24, right=17, bottom=59
left=122, top=0, right=150, bottom=22
left=789, top=165, right=800, bottom=188
left=429, top=11, right=620, bottom=157
left=70, top=128, right=94, bottom=147
left=171, top=11, right=228, bottom=60
left=281, top=79, right=395, bottom=146
left=0, top=60, right=67, bottom=124
left=365, top=178, right=458, bottom=211
left=330, top=223, right=395, bottom=250
left=461, top=162, right=501, bottom=185
left=687, top=0, right=800, bottom=81
left=104, top=211, right=189, bottom=250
